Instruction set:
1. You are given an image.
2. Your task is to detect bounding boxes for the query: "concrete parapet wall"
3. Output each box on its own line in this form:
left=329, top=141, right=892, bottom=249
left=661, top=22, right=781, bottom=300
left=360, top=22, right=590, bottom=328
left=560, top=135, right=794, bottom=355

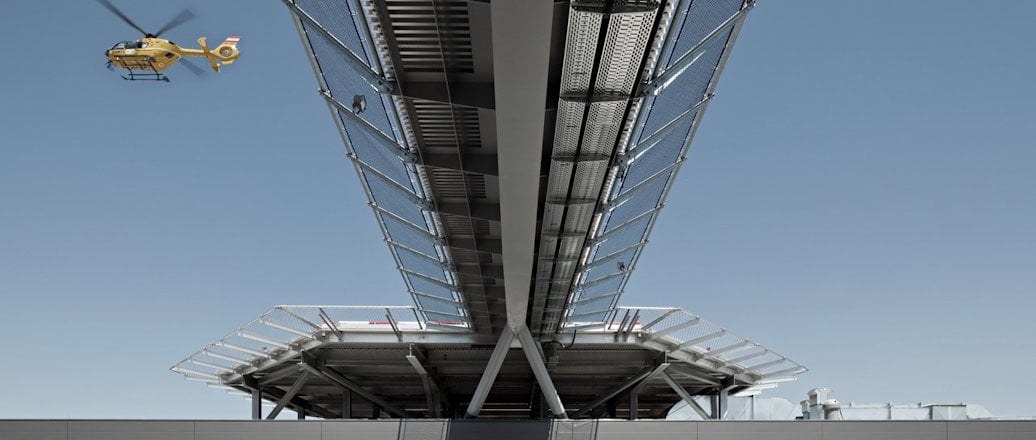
left=2, top=419, right=1035, bottom=440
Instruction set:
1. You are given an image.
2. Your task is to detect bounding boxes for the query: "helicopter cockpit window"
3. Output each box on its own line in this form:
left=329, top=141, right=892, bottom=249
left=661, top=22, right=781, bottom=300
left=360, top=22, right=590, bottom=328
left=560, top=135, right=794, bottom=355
left=113, top=41, right=143, bottom=50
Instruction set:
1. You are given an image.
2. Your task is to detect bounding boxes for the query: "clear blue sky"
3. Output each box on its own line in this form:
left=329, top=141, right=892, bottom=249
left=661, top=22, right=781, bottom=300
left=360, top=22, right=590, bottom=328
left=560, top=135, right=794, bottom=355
left=1, top=0, right=1033, bottom=419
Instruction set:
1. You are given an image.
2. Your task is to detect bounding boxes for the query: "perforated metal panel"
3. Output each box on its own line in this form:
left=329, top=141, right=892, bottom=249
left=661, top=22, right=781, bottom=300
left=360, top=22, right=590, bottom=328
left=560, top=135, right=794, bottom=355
left=533, top=1, right=662, bottom=335
left=561, top=0, right=750, bottom=329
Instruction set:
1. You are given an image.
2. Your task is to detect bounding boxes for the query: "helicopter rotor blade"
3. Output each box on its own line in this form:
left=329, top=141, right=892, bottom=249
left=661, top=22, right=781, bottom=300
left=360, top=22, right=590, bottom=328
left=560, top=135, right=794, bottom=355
left=179, top=58, right=207, bottom=77
left=94, top=0, right=149, bottom=36
left=154, top=8, right=196, bottom=38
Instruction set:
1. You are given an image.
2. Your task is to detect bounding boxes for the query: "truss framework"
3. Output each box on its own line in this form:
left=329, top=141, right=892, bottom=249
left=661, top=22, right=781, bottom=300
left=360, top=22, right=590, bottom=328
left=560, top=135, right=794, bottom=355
left=173, top=305, right=805, bottom=419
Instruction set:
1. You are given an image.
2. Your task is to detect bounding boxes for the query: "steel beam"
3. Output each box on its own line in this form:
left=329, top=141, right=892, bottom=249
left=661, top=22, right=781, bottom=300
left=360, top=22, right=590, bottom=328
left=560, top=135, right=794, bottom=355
left=572, top=363, right=668, bottom=418
left=724, top=348, right=770, bottom=366
left=492, top=0, right=553, bottom=330
left=639, top=309, right=680, bottom=332
left=388, top=80, right=496, bottom=110
left=422, top=153, right=499, bottom=176
left=640, top=2, right=754, bottom=96
left=281, top=0, right=389, bottom=93
left=240, top=375, right=335, bottom=420
left=661, top=371, right=711, bottom=419
left=465, top=326, right=515, bottom=418
left=299, top=352, right=410, bottom=418
left=319, top=90, right=410, bottom=158
left=266, top=371, right=310, bottom=420
left=436, top=201, right=501, bottom=222
left=406, top=350, right=448, bottom=417
left=516, top=325, right=568, bottom=419
left=700, top=340, right=755, bottom=360
left=666, top=364, right=721, bottom=386
left=675, top=329, right=726, bottom=349
left=761, top=365, right=808, bottom=379
left=251, top=388, right=262, bottom=420
left=628, top=388, right=639, bottom=420
left=626, top=94, right=711, bottom=156
left=644, top=317, right=702, bottom=341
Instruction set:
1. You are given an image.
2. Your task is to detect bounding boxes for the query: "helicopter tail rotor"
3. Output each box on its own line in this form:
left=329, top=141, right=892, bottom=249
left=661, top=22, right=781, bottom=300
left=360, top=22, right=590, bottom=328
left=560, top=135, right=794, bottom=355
left=212, top=36, right=241, bottom=65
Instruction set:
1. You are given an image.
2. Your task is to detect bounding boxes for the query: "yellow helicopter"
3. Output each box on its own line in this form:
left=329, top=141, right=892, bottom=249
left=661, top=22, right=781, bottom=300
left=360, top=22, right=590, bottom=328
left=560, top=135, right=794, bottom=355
left=97, top=0, right=241, bottom=82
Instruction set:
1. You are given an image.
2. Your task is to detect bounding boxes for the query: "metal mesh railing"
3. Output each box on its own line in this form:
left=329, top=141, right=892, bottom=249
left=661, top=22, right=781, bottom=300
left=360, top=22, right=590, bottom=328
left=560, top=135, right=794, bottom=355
left=565, top=306, right=808, bottom=382
left=171, top=305, right=471, bottom=391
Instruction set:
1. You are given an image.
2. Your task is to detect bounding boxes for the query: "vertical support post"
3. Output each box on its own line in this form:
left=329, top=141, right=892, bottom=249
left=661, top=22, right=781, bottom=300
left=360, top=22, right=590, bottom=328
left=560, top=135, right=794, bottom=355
left=465, top=327, right=515, bottom=418
left=718, top=389, right=729, bottom=420
left=297, top=409, right=305, bottom=420
left=342, top=390, right=352, bottom=419
left=628, top=390, right=639, bottom=420
left=710, top=395, right=720, bottom=420
left=373, top=406, right=381, bottom=419
left=251, top=388, right=262, bottom=420
left=515, top=325, right=567, bottom=419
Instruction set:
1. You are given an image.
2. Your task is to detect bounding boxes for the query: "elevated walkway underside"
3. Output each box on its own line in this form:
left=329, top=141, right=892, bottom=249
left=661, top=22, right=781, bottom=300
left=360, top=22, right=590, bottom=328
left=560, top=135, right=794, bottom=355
left=281, top=0, right=762, bottom=337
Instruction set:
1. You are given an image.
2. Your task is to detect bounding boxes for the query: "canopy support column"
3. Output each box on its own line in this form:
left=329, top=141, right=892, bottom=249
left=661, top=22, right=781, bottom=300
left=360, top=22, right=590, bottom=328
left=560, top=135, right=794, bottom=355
left=465, top=327, right=515, bottom=418
left=516, top=325, right=567, bottom=419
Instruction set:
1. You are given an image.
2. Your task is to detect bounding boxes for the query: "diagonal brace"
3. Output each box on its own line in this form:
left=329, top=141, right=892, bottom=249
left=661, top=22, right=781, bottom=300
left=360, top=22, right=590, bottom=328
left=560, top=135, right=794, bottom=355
left=661, top=371, right=711, bottom=419
left=406, top=348, right=451, bottom=417
left=516, top=325, right=568, bottom=419
left=572, top=362, right=668, bottom=418
left=465, top=327, right=514, bottom=418
left=266, top=371, right=310, bottom=419
left=300, top=351, right=410, bottom=418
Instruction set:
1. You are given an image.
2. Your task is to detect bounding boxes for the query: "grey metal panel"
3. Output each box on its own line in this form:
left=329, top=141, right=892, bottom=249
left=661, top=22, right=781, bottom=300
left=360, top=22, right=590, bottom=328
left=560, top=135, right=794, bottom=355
left=399, top=419, right=447, bottom=440
left=594, top=421, right=697, bottom=440
left=68, top=421, right=195, bottom=440
left=0, top=421, right=67, bottom=440
left=697, top=421, right=821, bottom=440
left=195, top=421, right=321, bottom=440
left=448, top=421, right=550, bottom=440
left=948, top=420, right=1036, bottom=440
left=321, top=420, right=402, bottom=440
left=552, top=420, right=597, bottom=440
left=822, top=421, right=946, bottom=440
left=5, top=421, right=1036, bottom=440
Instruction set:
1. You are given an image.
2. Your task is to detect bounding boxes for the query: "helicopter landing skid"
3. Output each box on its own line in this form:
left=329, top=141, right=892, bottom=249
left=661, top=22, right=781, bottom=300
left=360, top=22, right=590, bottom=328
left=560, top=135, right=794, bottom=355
left=115, top=59, right=170, bottom=82
left=121, top=72, right=170, bottom=82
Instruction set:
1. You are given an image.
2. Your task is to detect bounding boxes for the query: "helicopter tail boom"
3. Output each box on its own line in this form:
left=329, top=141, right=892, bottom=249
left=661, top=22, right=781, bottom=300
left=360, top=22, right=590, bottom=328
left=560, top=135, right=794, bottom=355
left=185, top=36, right=241, bottom=72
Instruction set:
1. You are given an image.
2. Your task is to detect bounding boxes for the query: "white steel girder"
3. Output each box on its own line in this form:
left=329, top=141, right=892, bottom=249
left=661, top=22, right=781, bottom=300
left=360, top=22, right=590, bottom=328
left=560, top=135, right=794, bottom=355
left=491, top=0, right=553, bottom=330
